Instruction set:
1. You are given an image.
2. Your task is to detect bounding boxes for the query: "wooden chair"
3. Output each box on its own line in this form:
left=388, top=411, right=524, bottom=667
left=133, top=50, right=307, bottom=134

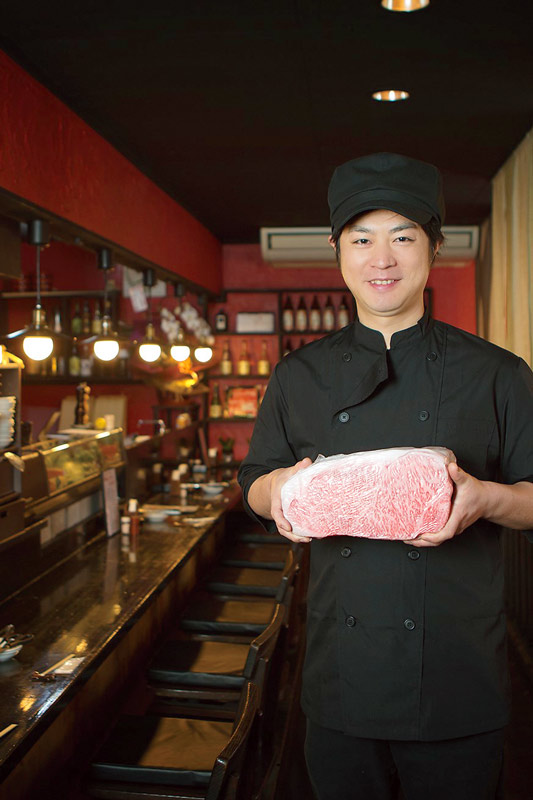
left=85, top=681, right=260, bottom=800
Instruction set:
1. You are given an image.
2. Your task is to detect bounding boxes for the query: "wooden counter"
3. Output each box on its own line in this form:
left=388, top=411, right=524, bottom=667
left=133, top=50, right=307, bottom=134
left=0, top=483, right=241, bottom=800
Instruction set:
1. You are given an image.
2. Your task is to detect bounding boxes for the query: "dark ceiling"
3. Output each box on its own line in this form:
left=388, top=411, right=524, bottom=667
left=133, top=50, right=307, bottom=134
left=1, top=0, right=533, bottom=243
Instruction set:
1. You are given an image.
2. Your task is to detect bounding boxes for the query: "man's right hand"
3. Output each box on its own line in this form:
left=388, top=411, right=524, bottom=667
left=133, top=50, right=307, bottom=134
left=248, top=458, right=313, bottom=543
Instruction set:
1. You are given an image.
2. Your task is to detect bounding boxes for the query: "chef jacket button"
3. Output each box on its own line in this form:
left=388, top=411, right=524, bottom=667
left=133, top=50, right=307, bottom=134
left=341, top=546, right=352, bottom=558
left=426, top=351, right=438, bottom=361
left=407, top=550, right=420, bottom=560
left=339, top=411, right=350, bottom=423
left=404, top=618, right=416, bottom=631
left=342, top=352, right=352, bottom=362
left=418, top=410, right=430, bottom=421
left=345, top=615, right=356, bottom=627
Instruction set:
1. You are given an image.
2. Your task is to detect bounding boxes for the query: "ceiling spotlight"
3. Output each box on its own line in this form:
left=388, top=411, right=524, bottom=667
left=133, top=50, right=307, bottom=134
left=372, top=90, right=410, bottom=102
left=381, top=0, right=429, bottom=11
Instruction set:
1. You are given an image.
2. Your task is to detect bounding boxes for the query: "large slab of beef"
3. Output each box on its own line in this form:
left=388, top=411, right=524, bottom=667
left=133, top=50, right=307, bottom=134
left=281, top=446, right=455, bottom=540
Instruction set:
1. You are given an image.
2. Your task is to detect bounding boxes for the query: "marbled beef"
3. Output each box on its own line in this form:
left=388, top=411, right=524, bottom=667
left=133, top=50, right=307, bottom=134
left=281, top=446, right=455, bottom=540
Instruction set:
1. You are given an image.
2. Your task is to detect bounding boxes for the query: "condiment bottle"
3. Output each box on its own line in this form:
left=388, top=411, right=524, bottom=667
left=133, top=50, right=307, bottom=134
left=128, top=498, right=141, bottom=538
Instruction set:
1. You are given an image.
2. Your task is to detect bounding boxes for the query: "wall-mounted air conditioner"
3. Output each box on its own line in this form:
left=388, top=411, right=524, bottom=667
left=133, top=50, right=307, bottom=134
left=260, top=226, right=479, bottom=267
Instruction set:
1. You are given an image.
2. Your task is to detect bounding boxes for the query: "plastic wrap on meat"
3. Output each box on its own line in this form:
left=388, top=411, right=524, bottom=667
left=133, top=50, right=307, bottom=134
left=280, top=446, right=455, bottom=540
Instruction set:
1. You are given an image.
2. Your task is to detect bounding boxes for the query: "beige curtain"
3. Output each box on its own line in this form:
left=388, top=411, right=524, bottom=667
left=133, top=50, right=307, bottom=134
left=477, top=127, right=533, bottom=365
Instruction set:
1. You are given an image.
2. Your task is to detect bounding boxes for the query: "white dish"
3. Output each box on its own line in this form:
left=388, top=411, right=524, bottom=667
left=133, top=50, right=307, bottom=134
left=201, top=484, right=225, bottom=496
left=143, top=511, right=169, bottom=523
left=0, top=645, right=22, bottom=662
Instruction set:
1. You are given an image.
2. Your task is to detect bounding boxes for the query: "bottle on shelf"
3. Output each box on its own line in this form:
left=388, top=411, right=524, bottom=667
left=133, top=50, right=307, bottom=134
left=282, top=296, right=294, bottom=332
left=81, top=300, right=91, bottom=334
left=295, top=296, right=308, bottom=332
left=283, top=338, right=293, bottom=357
left=220, top=340, right=233, bottom=375
left=237, top=340, right=252, bottom=375
left=71, top=302, right=82, bottom=335
left=309, top=295, right=321, bottom=332
left=323, top=295, right=335, bottom=332
left=257, top=339, right=271, bottom=376
left=209, top=382, right=223, bottom=418
left=52, top=306, right=62, bottom=333
left=337, top=294, right=350, bottom=328
left=80, top=340, right=93, bottom=377
left=214, top=308, right=228, bottom=332
left=69, top=338, right=81, bottom=377
left=92, top=300, right=103, bottom=334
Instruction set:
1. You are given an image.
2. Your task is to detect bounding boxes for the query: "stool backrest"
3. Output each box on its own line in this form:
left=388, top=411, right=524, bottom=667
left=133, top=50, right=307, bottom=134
left=274, top=549, right=298, bottom=602
left=206, top=681, right=260, bottom=800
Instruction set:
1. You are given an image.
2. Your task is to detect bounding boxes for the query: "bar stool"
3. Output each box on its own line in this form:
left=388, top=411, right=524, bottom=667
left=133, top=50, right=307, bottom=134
left=220, top=541, right=289, bottom=570
left=204, top=549, right=297, bottom=598
left=86, top=681, right=260, bottom=800
left=147, top=604, right=286, bottom=720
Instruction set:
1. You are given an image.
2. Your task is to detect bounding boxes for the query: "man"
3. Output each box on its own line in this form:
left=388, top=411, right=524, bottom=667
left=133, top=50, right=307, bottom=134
left=238, top=153, right=533, bottom=800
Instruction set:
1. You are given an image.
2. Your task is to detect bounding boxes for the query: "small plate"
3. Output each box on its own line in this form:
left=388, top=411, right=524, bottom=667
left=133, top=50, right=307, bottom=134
left=0, top=645, right=22, bottom=662
left=142, top=511, right=169, bottom=523
left=201, top=483, right=225, bottom=496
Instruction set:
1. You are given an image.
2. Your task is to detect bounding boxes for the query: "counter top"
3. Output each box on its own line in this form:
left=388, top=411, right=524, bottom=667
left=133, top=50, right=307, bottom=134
left=0, top=483, right=241, bottom=782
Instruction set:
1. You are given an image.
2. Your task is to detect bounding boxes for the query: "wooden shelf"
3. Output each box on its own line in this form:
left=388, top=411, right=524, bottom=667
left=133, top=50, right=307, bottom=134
left=22, top=375, right=141, bottom=385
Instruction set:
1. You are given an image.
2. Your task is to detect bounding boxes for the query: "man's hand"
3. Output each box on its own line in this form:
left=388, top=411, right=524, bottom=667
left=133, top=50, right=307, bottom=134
left=408, top=462, right=487, bottom=547
left=248, top=458, right=313, bottom=542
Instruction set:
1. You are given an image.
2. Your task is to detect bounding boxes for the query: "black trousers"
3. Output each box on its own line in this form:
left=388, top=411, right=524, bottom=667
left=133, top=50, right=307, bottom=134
left=305, top=719, right=505, bottom=800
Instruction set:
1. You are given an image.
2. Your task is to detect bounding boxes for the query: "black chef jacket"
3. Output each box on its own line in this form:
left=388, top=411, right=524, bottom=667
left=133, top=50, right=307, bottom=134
left=238, top=311, right=533, bottom=741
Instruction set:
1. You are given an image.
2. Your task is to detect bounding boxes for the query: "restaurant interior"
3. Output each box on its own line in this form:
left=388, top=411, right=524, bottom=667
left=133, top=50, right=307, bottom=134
left=0, top=1, right=533, bottom=798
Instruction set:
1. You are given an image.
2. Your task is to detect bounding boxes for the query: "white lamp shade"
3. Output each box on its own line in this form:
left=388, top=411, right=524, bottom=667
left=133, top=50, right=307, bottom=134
left=194, top=345, right=213, bottom=363
left=170, top=343, right=191, bottom=362
left=23, top=334, right=54, bottom=361
left=139, top=342, right=161, bottom=363
left=94, top=338, right=120, bottom=362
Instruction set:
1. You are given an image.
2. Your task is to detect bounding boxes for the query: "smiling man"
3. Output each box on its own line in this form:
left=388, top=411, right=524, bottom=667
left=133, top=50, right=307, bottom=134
left=238, top=153, right=533, bottom=799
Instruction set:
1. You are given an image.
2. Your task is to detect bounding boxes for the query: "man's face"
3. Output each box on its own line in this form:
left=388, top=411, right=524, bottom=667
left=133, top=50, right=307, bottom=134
left=332, top=209, right=435, bottom=332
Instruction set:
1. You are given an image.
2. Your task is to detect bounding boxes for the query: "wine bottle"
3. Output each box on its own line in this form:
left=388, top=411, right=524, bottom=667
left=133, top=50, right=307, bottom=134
left=323, top=296, right=335, bottom=331
left=220, top=340, right=233, bottom=375
left=257, top=340, right=271, bottom=375
left=92, top=300, right=102, bottom=334
left=209, top=382, right=223, bottom=418
left=282, top=296, right=294, bottom=332
left=71, top=302, right=82, bottom=335
left=81, top=300, right=91, bottom=334
left=53, top=306, right=62, bottom=333
left=214, top=308, right=228, bottom=332
left=337, top=294, right=350, bottom=328
left=69, top=338, right=81, bottom=376
left=309, top=295, right=321, bottom=331
left=295, top=296, right=307, bottom=332
left=237, top=340, right=251, bottom=375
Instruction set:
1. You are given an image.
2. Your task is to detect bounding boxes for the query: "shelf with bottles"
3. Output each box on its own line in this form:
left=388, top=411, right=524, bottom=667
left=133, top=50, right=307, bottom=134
left=279, top=291, right=354, bottom=337
left=0, top=289, right=120, bottom=336
left=208, top=336, right=276, bottom=381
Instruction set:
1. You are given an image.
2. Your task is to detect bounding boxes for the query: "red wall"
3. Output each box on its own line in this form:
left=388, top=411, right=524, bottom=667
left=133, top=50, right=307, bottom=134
left=0, top=50, right=222, bottom=292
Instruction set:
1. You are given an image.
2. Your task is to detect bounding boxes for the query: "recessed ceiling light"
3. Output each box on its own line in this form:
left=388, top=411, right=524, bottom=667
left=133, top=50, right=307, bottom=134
left=372, top=90, right=410, bottom=102
left=381, top=0, right=429, bottom=10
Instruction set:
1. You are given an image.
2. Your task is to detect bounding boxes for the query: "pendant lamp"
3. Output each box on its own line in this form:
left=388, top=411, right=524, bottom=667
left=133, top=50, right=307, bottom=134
left=138, top=268, right=162, bottom=363
left=170, top=282, right=191, bottom=362
left=82, top=248, right=123, bottom=361
left=5, top=220, right=60, bottom=361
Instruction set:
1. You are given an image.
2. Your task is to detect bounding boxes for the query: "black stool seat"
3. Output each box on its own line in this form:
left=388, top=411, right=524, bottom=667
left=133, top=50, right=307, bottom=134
left=148, top=640, right=249, bottom=688
left=90, top=715, right=232, bottom=787
left=180, top=592, right=275, bottom=636
left=221, top=542, right=288, bottom=570
left=238, top=530, right=285, bottom=544
left=205, top=566, right=283, bottom=597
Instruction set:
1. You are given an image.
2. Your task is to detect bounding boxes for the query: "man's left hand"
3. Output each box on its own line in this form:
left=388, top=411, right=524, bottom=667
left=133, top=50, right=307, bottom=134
left=407, top=462, right=487, bottom=548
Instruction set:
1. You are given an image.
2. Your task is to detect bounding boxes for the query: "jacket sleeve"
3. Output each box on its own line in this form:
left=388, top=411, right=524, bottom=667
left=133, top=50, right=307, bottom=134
left=238, top=361, right=298, bottom=532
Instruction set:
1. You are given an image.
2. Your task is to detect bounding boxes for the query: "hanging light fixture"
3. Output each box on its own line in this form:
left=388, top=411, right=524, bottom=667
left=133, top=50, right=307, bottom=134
left=83, top=248, right=122, bottom=361
left=170, top=282, right=191, bottom=362
left=381, top=0, right=429, bottom=10
left=138, top=268, right=162, bottom=363
left=193, top=292, right=213, bottom=363
left=5, top=220, right=58, bottom=361
left=372, top=90, right=410, bottom=102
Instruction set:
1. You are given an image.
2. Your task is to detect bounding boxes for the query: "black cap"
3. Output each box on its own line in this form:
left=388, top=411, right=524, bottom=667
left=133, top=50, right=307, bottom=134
left=328, top=152, right=445, bottom=237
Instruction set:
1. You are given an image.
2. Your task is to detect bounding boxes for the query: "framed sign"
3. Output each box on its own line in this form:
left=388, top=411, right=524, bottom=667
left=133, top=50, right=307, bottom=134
left=235, top=312, right=275, bottom=333
left=102, top=468, right=120, bottom=537
left=224, top=386, right=260, bottom=418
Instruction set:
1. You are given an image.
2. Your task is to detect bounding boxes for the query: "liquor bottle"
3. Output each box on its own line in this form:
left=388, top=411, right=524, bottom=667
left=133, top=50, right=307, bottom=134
left=282, top=296, right=294, bottom=332
left=295, top=296, right=308, bottom=332
left=309, top=295, right=321, bottom=331
left=52, top=306, right=62, bottom=333
left=214, top=308, right=228, bottom=332
left=81, top=300, right=91, bottom=334
left=71, top=302, right=82, bottom=335
left=337, top=294, right=350, bottom=328
left=323, top=295, right=335, bottom=331
left=92, top=300, right=103, bottom=334
left=257, top=340, right=271, bottom=376
left=283, top=338, right=293, bottom=357
left=220, top=340, right=233, bottom=375
left=237, top=340, right=252, bottom=375
left=80, top=340, right=93, bottom=377
left=209, top=382, right=223, bottom=418
left=69, top=338, right=81, bottom=377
